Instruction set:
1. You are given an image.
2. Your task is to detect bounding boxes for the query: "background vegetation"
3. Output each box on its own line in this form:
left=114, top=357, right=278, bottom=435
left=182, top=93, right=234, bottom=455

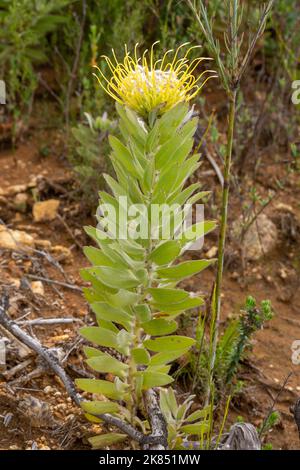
left=0, top=0, right=300, bottom=451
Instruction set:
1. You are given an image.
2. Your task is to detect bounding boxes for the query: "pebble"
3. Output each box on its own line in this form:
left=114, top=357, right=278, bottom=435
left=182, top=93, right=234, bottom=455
left=206, top=246, right=218, bottom=259
left=33, top=199, right=60, bottom=222
left=44, top=385, right=53, bottom=394
left=30, top=280, right=45, bottom=296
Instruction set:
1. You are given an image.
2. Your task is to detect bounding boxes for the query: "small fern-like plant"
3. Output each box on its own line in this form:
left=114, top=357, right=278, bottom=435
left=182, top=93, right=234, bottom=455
left=75, top=44, right=216, bottom=448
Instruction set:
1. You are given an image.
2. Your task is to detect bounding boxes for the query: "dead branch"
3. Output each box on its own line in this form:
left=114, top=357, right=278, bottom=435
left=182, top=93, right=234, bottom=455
left=25, top=274, right=82, bottom=292
left=143, top=389, right=168, bottom=450
left=17, top=318, right=82, bottom=326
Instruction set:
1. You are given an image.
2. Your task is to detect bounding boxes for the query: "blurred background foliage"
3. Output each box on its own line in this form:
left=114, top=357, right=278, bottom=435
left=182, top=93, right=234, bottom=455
left=0, top=0, right=299, bottom=206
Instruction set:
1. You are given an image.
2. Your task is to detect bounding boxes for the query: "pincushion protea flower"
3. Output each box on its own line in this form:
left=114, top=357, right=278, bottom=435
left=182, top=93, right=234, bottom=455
left=94, top=42, right=216, bottom=117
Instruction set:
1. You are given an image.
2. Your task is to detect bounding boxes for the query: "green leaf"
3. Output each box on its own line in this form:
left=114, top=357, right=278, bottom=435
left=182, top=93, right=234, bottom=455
left=84, top=413, right=102, bottom=423
left=184, top=408, right=210, bottom=422
left=144, top=335, right=195, bottom=352
left=156, top=259, right=216, bottom=281
left=160, top=388, right=177, bottom=421
left=80, top=327, right=129, bottom=355
left=97, top=319, right=119, bottom=333
left=151, top=296, right=204, bottom=312
left=76, top=379, right=128, bottom=400
left=83, top=346, right=103, bottom=358
left=149, top=349, right=190, bottom=366
left=109, top=135, right=140, bottom=177
left=108, top=289, right=141, bottom=308
left=148, top=288, right=188, bottom=304
left=149, top=240, right=181, bottom=265
left=80, top=268, right=117, bottom=295
left=181, top=422, right=209, bottom=435
left=91, top=302, right=133, bottom=330
left=142, top=318, right=177, bottom=336
left=83, top=246, right=113, bottom=267
left=180, top=220, right=217, bottom=247
left=137, top=371, right=174, bottom=389
left=132, top=348, right=150, bottom=365
left=86, top=354, right=128, bottom=378
left=135, top=304, right=151, bottom=323
left=91, top=266, right=140, bottom=289
left=88, top=433, right=127, bottom=449
left=81, top=400, right=120, bottom=415
left=167, top=183, right=201, bottom=205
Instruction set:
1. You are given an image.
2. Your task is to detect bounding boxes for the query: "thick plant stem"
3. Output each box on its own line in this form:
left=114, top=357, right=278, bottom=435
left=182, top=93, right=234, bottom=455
left=206, top=89, right=237, bottom=404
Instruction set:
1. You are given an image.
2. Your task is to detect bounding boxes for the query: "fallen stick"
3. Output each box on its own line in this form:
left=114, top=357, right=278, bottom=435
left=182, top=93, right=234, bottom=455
left=17, top=318, right=82, bottom=326
left=0, top=295, right=166, bottom=448
left=25, top=274, right=82, bottom=292
left=2, top=358, right=32, bottom=380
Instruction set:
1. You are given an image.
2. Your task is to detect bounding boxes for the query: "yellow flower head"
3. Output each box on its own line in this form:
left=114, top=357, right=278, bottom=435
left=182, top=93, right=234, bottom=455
left=94, top=42, right=216, bottom=117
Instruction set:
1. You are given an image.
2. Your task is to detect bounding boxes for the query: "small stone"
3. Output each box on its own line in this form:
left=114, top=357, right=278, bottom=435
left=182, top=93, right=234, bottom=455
left=50, top=334, right=69, bottom=344
left=275, top=203, right=295, bottom=215
left=14, top=192, right=28, bottom=213
left=206, top=246, right=218, bottom=259
left=44, top=386, right=53, bottom=394
left=4, top=184, right=28, bottom=196
left=40, top=445, right=51, bottom=450
left=0, top=226, right=35, bottom=250
left=232, top=214, right=278, bottom=260
left=10, top=278, right=21, bottom=288
left=33, top=199, right=60, bottom=222
left=54, top=391, right=62, bottom=397
left=30, top=281, right=44, bottom=296
left=50, top=245, right=71, bottom=261
left=35, top=239, right=52, bottom=249
left=9, top=445, right=21, bottom=450
left=278, top=268, right=288, bottom=280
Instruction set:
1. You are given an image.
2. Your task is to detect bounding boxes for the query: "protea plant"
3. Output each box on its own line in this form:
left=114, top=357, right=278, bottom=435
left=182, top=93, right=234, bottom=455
left=76, top=43, right=217, bottom=449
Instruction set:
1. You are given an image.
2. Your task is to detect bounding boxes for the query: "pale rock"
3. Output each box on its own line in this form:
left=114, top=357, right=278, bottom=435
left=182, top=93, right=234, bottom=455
left=14, top=192, right=28, bottom=213
left=33, top=199, right=60, bottom=222
left=274, top=203, right=295, bottom=215
left=43, top=385, right=53, bottom=395
left=35, top=239, right=52, bottom=249
left=11, top=278, right=21, bottom=288
left=51, top=244, right=72, bottom=261
left=232, top=214, right=278, bottom=260
left=30, top=281, right=45, bottom=296
left=206, top=245, right=218, bottom=259
left=3, top=184, right=28, bottom=196
left=0, top=226, right=35, bottom=250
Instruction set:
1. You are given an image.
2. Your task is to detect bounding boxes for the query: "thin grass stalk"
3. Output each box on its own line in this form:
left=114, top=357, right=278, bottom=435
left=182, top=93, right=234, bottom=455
left=206, top=89, right=237, bottom=403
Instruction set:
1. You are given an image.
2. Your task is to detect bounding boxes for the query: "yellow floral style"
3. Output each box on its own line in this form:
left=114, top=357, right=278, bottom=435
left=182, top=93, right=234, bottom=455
left=94, top=42, right=215, bottom=117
